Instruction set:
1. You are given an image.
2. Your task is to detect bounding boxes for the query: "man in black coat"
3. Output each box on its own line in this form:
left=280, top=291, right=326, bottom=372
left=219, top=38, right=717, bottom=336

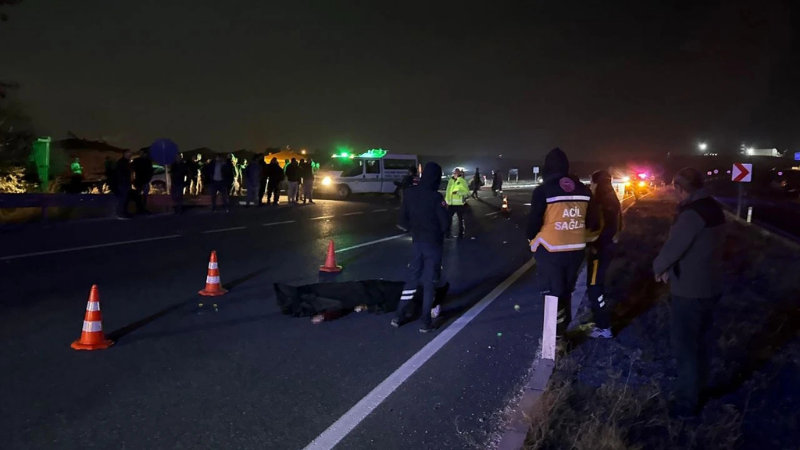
left=203, top=154, right=234, bottom=212
left=266, top=157, right=284, bottom=205
left=113, top=150, right=134, bottom=219
left=392, top=162, right=451, bottom=333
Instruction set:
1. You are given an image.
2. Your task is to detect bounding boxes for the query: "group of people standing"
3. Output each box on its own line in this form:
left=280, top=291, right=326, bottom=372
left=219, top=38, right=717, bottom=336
left=108, top=150, right=317, bottom=218
left=395, top=147, right=723, bottom=420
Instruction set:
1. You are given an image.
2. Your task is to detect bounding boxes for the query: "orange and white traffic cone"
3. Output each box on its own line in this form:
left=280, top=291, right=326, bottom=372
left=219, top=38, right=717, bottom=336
left=501, top=195, right=511, bottom=217
left=319, top=240, right=343, bottom=273
left=71, top=285, right=113, bottom=351
left=199, top=251, right=228, bottom=296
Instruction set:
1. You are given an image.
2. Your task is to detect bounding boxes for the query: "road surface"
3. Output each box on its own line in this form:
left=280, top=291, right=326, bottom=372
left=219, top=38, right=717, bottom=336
left=0, top=190, right=544, bottom=450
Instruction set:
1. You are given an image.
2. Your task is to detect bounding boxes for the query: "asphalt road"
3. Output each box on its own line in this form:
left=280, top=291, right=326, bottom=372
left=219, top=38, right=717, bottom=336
left=0, top=189, right=544, bottom=450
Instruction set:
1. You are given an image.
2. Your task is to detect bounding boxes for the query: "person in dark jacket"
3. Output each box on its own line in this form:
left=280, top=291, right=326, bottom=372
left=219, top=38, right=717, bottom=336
left=653, top=167, right=725, bottom=418
left=394, top=166, right=419, bottom=200
left=300, top=158, right=315, bottom=204
left=114, top=150, right=134, bottom=219
left=244, top=156, right=262, bottom=207
left=584, top=170, right=622, bottom=339
left=266, top=157, right=284, bottom=205
left=131, top=149, right=154, bottom=213
left=257, top=155, right=268, bottom=206
left=285, top=158, right=300, bottom=204
left=184, top=154, right=199, bottom=195
left=527, top=148, right=596, bottom=349
left=471, top=168, right=482, bottom=199
left=392, top=162, right=451, bottom=333
left=203, top=154, right=234, bottom=212
left=169, top=153, right=187, bottom=214
left=491, top=170, right=503, bottom=197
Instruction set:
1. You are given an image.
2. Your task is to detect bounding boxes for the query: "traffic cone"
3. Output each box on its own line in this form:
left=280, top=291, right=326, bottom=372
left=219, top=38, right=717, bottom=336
left=71, top=285, right=113, bottom=351
left=199, top=251, right=228, bottom=296
left=319, top=240, right=343, bottom=273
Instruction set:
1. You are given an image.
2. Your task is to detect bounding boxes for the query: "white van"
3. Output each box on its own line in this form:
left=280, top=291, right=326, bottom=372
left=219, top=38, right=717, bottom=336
left=316, top=151, right=418, bottom=198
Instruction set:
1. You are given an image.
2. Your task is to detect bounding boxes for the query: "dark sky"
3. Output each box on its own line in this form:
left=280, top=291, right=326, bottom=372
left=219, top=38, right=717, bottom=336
left=2, top=0, right=797, bottom=158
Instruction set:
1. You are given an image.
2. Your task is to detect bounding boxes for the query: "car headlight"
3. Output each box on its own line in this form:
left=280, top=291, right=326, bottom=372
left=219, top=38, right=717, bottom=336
left=321, top=176, right=332, bottom=186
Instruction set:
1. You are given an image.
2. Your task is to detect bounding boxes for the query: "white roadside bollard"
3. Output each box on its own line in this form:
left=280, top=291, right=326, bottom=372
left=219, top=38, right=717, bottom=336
left=542, top=294, right=558, bottom=361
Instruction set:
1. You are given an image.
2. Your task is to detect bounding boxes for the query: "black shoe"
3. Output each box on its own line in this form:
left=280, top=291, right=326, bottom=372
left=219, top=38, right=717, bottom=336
left=391, top=318, right=401, bottom=327
left=308, top=201, right=315, bottom=204
left=419, top=324, right=434, bottom=333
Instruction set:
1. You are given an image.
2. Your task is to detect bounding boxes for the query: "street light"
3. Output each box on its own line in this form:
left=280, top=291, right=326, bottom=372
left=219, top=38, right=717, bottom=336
left=698, top=142, right=708, bottom=152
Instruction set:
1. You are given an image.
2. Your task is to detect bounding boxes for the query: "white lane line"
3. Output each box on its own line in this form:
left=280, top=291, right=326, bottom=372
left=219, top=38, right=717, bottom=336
left=394, top=207, right=401, bottom=210
left=342, top=212, right=364, bottom=216
left=263, top=220, right=296, bottom=227
left=310, top=215, right=334, bottom=221
left=302, top=257, right=537, bottom=450
left=485, top=211, right=501, bottom=216
left=0, top=235, right=183, bottom=261
left=335, top=234, right=407, bottom=253
left=372, top=208, right=388, bottom=213
left=202, top=226, right=247, bottom=234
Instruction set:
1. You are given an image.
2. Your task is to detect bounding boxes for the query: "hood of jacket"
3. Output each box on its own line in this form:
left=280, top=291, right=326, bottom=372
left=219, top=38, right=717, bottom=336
left=419, top=162, right=443, bottom=190
left=543, top=147, right=569, bottom=179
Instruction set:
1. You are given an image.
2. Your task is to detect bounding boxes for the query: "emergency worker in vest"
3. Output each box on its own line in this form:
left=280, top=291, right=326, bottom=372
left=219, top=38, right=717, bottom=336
left=584, top=170, right=622, bottom=338
left=527, top=148, right=595, bottom=339
left=445, top=168, right=470, bottom=238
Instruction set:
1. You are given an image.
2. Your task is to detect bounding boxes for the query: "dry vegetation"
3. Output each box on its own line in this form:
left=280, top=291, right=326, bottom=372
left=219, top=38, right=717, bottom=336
left=524, top=190, right=800, bottom=450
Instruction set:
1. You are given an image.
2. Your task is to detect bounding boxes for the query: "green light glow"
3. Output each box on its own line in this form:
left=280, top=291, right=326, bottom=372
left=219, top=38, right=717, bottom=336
left=357, top=148, right=388, bottom=158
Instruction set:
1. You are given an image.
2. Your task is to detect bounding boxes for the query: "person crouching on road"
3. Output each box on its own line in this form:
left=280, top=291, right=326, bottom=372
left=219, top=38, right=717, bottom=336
left=445, top=168, right=470, bottom=238
left=653, top=167, right=725, bottom=418
left=526, top=148, right=595, bottom=341
left=584, top=170, right=622, bottom=339
left=392, top=162, right=451, bottom=333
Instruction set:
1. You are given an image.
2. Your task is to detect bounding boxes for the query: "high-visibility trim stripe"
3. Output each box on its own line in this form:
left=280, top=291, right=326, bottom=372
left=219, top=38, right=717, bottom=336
left=590, top=260, right=599, bottom=285
left=598, top=301, right=605, bottom=308
left=402, top=290, right=416, bottom=295
left=208, top=262, right=218, bottom=269
left=86, top=302, right=101, bottom=311
left=530, top=237, right=586, bottom=252
left=556, top=318, right=565, bottom=324
left=546, top=195, right=590, bottom=203
left=400, top=295, right=414, bottom=300
left=82, top=321, right=103, bottom=332
left=206, top=276, right=220, bottom=284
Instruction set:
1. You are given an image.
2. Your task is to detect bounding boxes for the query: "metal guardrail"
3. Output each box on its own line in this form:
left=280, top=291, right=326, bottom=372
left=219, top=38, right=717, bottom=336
left=0, top=193, right=213, bottom=221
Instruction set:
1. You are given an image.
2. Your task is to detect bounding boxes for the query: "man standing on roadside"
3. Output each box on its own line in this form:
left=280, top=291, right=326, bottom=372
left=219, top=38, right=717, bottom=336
left=584, top=170, right=622, bottom=339
left=392, top=162, right=450, bottom=333
left=300, top=158, right=315, bottom=204
left=266, top=157, right=284, bottom=205
left=286, top=158, right=300, bottom=204
left=527, top=148, right=594, bottom=342
left=113, top=150, right=134, bottom=219
left=204, top=154, right=233, bottom=212
left=653, top=167, right=725, bottom=418
left=131, top=149, right=154, bottom=213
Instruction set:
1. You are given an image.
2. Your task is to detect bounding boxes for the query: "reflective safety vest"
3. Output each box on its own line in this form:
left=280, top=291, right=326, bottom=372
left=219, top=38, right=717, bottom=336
left=445, top=177, right=470, bottom=206
left=530, top=193, right=591, bottom=252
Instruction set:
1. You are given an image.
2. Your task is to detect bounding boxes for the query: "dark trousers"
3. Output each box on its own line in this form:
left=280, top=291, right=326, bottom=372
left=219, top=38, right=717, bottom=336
left=535, top=248, right=584, bottom=337
left=670, top=294, right=719, bottom=411
left=447, top=205, right=466, bottom=237
left=116, top=188, right=131, bottom=217
left=258, top=180, right=268, bottom=205
left=267, top=181, right=280, bottom=204
left=396, top=242, right=445, bottom=328
left=211, top=181, right=229, bottom=210
left=171, top=183, right=184, bottom=214
left=587, top=244, right=614, bottom=329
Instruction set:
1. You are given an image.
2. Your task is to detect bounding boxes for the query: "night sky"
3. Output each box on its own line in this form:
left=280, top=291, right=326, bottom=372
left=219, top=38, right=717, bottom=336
left=2, top=0, right=797, bottom=158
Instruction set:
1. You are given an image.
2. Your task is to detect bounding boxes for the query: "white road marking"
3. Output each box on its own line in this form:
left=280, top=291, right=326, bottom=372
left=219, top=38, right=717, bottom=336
left=310, top=215, right=334, bottom=221
left=394, top=206, right=401, bottom=210
left=372, top=209, right=388, bottom=213
left=263, top=220, right=296, bottom=227
left=485, top=211, right=501, bottom=216
left=0, top=235, right=183, bottom=261
left=524, top=203, right=531, bottom=206
left=334, top=234, right=407, bottom=253
left=342, top=212, right=364, bottom=216
left=302, top=257, right=536, bottom=450
left=202, top=226, right=247, bottom=234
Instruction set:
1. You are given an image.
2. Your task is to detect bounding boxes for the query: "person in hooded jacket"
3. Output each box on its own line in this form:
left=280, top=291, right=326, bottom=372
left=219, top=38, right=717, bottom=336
left=393, top=162, right=451, bottom=333
left=527, top=148, right=596, bottom=341
left=584, top=170, right=622, bottom=339
left=266, top=157, right=284, bottom=204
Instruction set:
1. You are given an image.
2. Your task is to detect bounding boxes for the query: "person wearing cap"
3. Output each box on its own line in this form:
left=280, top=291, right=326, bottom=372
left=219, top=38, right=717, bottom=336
left=653, top=167, right=725, bottom=418
left=584, top=170, right=622, bottom=339
left=445, top=168, right=470, bottom=238
left=526, top=148, right=596, bottom=341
